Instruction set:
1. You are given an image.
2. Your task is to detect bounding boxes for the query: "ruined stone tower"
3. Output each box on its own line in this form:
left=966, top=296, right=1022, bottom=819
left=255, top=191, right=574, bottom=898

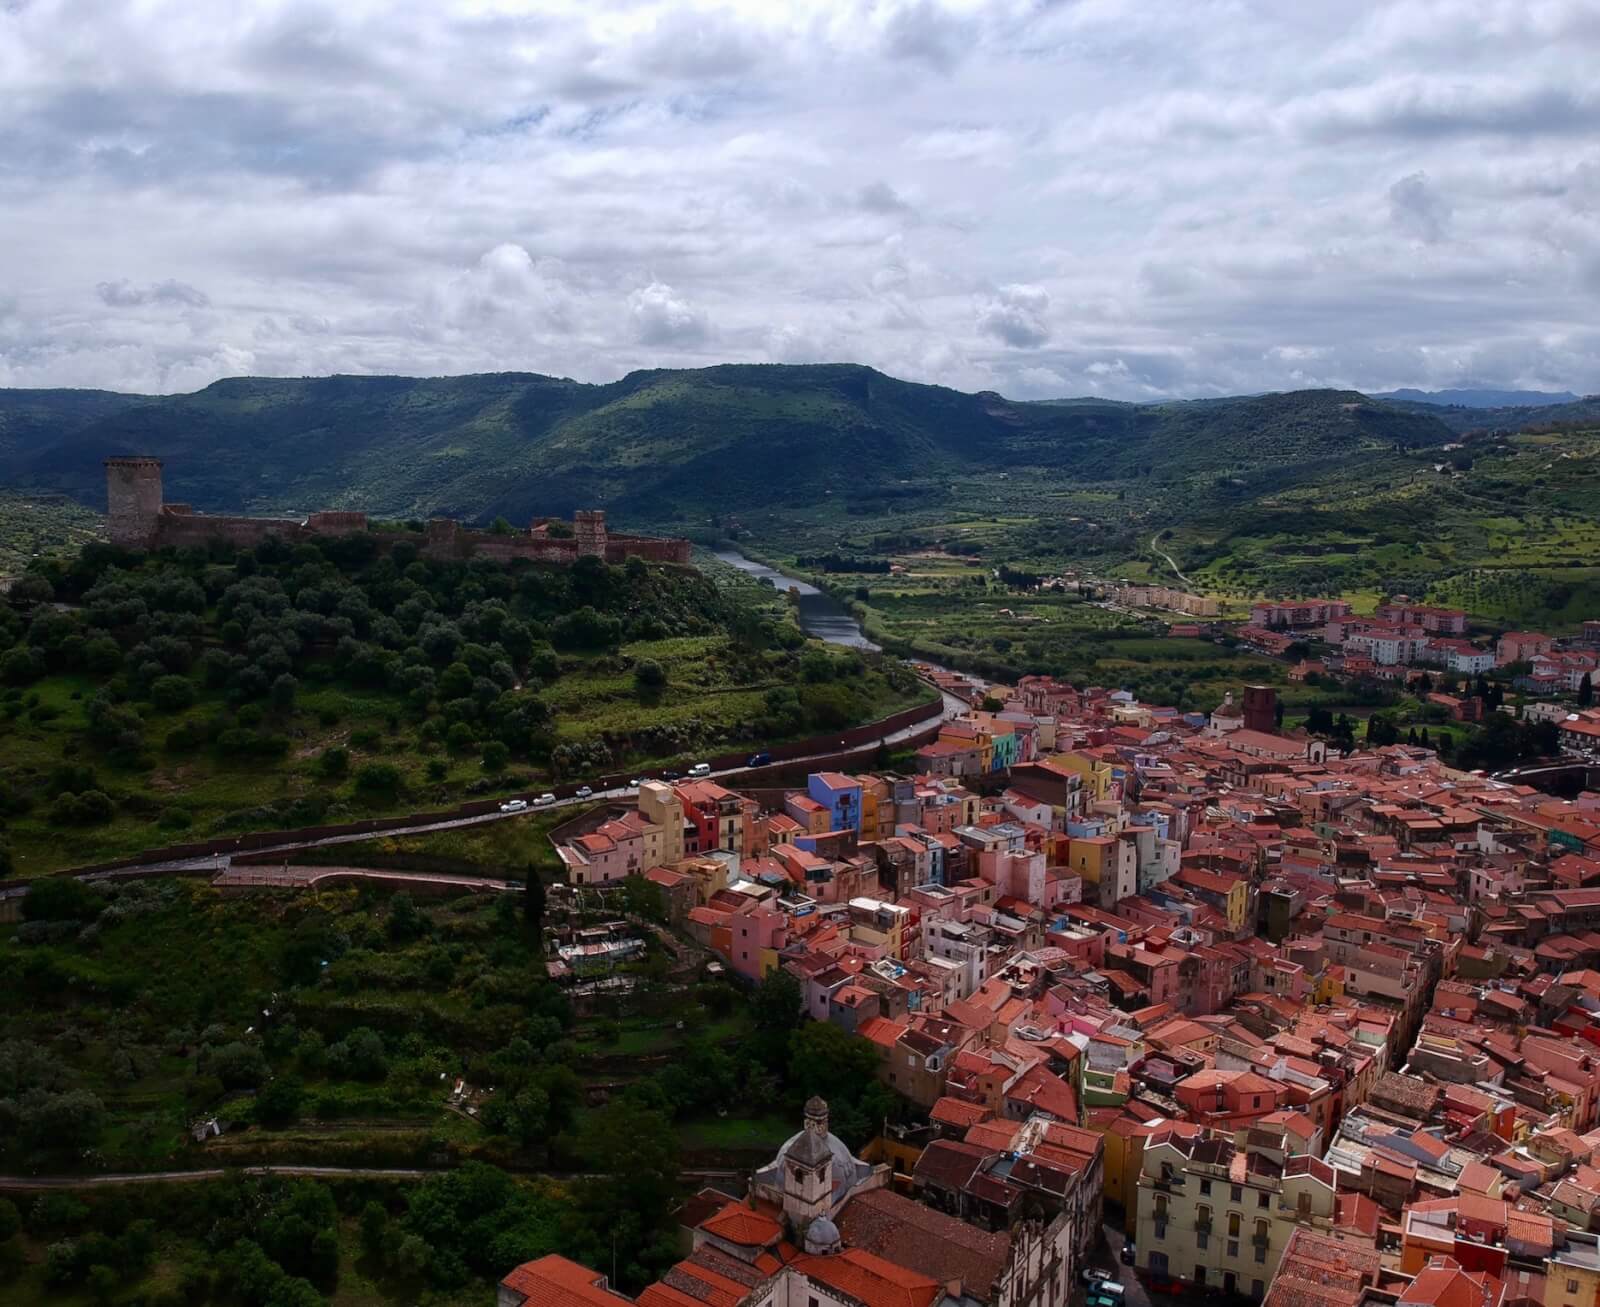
left=573, top=509, right=608, bottom=559
left=105, top=456, right=164, bottom=549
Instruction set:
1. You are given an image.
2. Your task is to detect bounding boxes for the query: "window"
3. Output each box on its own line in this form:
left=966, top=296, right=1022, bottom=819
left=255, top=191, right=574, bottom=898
left=1255, top=1246, right=1266, bottom=1264
left=1228, top=1241, right=1239, bottom=1259
left=1228, top=1214, right=1241, bottom=1237
left=810, top=1298, right=820, bottom=1307
left=1197, top=1233, right=1208, bottom=1250
left=1570, top=1283, right=1581, bottom=1296
left=1253, top=1281, right=1265, bottom=1300
left=1200, top=1179, right=1212, bottom=1196
left=1154, top=1222, right=1166, bottom=1241
left=1258, top=1192, right=1269, bottom=1209
left=1232, top=1185, right=1243, bottom=1203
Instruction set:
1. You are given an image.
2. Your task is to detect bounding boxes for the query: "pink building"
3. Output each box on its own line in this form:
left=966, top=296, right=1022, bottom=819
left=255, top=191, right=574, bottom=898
left=1497, top=631, right=1553, bottom=666
left=728, top=907, right=789, bottom=982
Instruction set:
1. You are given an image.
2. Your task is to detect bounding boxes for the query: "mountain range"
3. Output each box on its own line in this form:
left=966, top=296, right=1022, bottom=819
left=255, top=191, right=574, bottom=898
left=1370, top=387, right=1580, bottom=408
left=1, top=365, right=1593, bottom=529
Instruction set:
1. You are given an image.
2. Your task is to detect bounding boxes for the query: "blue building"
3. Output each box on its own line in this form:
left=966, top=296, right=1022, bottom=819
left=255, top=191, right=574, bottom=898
left=807, top=771, right=863, bottom=833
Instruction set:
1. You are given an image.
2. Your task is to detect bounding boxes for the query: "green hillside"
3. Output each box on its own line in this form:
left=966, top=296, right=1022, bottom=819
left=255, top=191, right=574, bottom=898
left=4, top=366, right=1454, bottom=525
left=7, top=365, right=1598, bottom=635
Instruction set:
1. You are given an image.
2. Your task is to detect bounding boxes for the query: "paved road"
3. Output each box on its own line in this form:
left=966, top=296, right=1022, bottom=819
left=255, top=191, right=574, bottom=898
left=0, top=1164, right=746, bottom=1192
left=2, top=698, right=944, bottom=895
left=0, top=1165, right=434, bottom=1190
left=215, top=865, right=517, bottom=892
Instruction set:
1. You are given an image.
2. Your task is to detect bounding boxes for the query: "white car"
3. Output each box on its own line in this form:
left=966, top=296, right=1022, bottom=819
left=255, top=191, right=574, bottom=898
left=629, top=777, right=647, bottom=788
left=574, top=786, right=593, bottom=799
left=688, top=762, right=712, bottom=778
left=533, top=793, right=557, bottom=806
left=499, top=799, right=528, bottom=813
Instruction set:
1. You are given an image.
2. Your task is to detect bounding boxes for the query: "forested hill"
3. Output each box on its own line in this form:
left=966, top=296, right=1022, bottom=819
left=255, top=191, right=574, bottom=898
left=1, top=366, right=1462, bottom=525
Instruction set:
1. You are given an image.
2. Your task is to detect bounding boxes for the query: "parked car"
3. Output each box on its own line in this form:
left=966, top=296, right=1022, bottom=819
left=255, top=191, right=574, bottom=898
left=746, top=751, right=771, bottom=767
left=629, top=778, right=647, bottom=788
left=662, top=770, right=681, bottom=781
left=1091, top=1282, right=1126, bottom=1300
left=574, top=786, right=593, bottom=799
left=499, top=799, right=528, bottom=813
left=1120, top=1243, right=1136, bottom=1267
left=1081, top=1269, right=1114, bottom=1289
left=533, top=793, right=557, bottom=806
left=688, top=762, right=712, bottom=778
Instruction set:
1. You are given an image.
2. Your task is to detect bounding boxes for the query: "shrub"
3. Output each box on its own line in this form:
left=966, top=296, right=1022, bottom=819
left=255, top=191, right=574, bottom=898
left=353, top=762, right=402, bottom=798
left=149, top=675, right=196, bottom=712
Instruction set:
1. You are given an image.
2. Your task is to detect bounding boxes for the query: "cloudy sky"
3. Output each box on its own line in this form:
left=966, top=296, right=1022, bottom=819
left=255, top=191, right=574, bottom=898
left=3, top=0, right=1598, bottom=400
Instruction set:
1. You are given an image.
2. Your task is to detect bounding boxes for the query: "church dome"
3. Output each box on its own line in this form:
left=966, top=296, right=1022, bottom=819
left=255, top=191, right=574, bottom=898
left=803, top=1216, right=841, bottom=1255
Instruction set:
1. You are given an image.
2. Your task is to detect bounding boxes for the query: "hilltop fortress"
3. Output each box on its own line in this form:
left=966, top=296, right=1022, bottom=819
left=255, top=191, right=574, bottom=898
left=104, top=457, right=691, bottom=565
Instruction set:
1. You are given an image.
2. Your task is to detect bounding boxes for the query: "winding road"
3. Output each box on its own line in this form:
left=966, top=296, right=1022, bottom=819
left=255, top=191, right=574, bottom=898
left=1150, top=532, right=1191, bottom=585
left=0, top=1164, right=746, bottom=1192
left=0, top=696, right=944, bottom=898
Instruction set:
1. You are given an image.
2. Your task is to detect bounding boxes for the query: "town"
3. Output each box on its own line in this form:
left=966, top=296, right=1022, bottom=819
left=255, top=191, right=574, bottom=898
left=498, top=639, right=1600, bottom=1307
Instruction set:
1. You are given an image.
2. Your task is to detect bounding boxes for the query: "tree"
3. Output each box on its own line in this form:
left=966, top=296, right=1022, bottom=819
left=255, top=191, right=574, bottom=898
left=254, top=1077, right=304, bottom=1127
left=524, top=867, right=546, bottom=932
left=359, top=1201, right=389, bottom=1260
left=23, top=878, right=100, bottom=923
left=206, top=1041, right=269, bottom=1090
left=318, top=746, right=349, bottom=778
left=1581, top=673, right=1593, bottom=708
left=270, top=673, right=298, bottom=713
left=1274, top=698, right=1285, bottom=728
left=149, top=674, right=196, bottom=712
left=481, top=740, right=510, bottom=773
left=620, top=874, right=666, bottom=922
left=353, top=761, right=402, bottom=798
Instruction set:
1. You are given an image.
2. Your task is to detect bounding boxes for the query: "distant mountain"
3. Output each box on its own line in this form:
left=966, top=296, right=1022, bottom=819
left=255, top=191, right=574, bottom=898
left=0, top=367, right=1454, bottom=526
left=1373, top=387, right=1580, bottom=408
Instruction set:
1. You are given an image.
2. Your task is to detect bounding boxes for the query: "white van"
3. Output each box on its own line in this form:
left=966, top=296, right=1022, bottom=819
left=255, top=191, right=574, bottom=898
left=688, top=762, right=712, bottom=778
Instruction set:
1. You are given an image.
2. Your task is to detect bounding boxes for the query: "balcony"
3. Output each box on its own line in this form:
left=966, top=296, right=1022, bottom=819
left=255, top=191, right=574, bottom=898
left=1195, top=1220, right=1213, bottom=1234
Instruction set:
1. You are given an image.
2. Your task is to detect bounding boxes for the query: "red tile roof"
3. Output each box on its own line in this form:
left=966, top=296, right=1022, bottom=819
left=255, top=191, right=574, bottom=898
left=502, top=1256, right=633, bottom=1307
left=699, top=1201, right=782, bottom=1249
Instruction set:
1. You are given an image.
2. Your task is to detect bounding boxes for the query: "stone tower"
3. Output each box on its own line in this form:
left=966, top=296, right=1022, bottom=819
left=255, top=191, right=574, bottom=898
left=105, top=456, right=164, bottom=549
left=1243, top=685, right=1278, bottom=734
left=573, top=509, right=608, bottom=559
left=783, top=1096, right=836, bottom=1231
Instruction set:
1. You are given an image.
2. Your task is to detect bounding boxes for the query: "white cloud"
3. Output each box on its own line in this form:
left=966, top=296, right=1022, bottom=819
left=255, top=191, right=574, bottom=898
left=977, top=283, right=1050, bottom=348
left=628, top=280, right=710, bottom=345
left=0, top=0, right=1596, bottom=398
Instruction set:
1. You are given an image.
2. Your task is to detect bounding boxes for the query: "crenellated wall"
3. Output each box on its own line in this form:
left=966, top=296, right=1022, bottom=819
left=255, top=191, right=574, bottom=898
left=109, top=456, right=689, bottom=566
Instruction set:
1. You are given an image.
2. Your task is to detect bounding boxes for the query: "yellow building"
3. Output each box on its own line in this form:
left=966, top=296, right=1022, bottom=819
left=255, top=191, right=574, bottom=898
left=1549, top=1234, right=1600, bottom=1307
left=1135, top=1127, right=1335, bottom=1298
left=1054, top=750, right=1118, bottom=803
left=1068, top=836, right=1114, bottom=891
left=638, top=782, right=685, bottom=863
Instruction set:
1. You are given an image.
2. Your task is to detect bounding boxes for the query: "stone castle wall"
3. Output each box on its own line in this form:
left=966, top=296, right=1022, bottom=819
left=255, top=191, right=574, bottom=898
left=105, top=457, right=691, bottom=566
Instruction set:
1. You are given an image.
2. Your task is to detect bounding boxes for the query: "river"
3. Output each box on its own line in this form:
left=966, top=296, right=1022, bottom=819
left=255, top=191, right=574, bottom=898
left=712, top=549, right=983, bottom=719
left=711, top=549, right=880, bottom=650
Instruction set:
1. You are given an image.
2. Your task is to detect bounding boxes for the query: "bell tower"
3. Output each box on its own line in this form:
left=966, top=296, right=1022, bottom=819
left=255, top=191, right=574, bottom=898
left=783, top=1097, right=836, bottom=1229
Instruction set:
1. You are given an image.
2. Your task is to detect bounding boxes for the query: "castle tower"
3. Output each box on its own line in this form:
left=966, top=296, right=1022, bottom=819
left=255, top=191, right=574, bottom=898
left=104, top=456, right=164, bottom=549
left=1243, top=685, right=1278, bottom=734
left=573, top=509, right=608, bottom=559
left=782, top=1096, right=836, bottom=1231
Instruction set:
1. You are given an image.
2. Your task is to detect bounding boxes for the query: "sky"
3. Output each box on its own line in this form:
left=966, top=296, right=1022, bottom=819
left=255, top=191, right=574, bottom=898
left=2, top=0, right=1598, bottom=401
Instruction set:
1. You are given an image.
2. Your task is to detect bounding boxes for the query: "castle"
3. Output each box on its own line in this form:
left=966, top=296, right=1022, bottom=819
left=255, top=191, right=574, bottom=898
left=104, top=456, right=691, bottom=565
